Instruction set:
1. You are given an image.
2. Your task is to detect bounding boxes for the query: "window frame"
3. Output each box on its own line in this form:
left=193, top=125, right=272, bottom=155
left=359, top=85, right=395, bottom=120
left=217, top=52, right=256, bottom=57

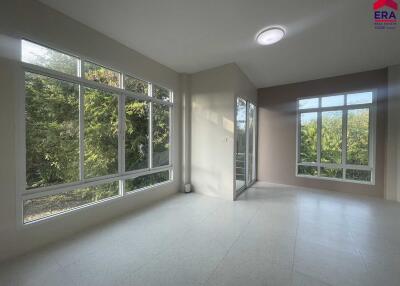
left=17, top=38, right=174, bottom=226
left=295, top=90, right=377, bottom=185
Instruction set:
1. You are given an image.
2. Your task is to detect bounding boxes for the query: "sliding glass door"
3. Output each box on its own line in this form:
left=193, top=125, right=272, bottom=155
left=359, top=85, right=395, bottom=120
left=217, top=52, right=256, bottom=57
left=235, top=98, right=257, bottom=195
left=235, top=98, right=247, bottom=192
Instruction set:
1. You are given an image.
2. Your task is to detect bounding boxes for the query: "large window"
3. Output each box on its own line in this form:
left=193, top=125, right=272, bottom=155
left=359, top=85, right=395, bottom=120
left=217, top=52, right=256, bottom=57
left=21, top=40, right=173, bottom=224
left=297, top=91, right=375, bottom=184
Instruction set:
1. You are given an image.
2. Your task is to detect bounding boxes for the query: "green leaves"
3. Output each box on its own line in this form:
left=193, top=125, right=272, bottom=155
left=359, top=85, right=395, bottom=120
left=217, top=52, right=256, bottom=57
left=24, top=50, right=171, bottom=222
left=125, top=98, right=149, bottom=171
left=26, top=73, right=80, bottom=189
left=84, top=87, right=118, bottom=179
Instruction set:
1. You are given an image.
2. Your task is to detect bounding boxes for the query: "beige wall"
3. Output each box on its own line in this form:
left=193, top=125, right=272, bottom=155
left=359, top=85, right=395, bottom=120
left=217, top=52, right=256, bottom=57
left=0, top=0, right=181, bottom=262
left=257, top=69, right=388, bottom=197
left=190, top=63, right=256, bottom=200
left=386, top=65, right=400, bottom=201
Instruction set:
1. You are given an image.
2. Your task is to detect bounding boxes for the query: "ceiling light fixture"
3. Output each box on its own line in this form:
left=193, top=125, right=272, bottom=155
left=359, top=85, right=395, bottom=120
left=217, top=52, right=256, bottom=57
left=256, top=26, right=286, bottom=46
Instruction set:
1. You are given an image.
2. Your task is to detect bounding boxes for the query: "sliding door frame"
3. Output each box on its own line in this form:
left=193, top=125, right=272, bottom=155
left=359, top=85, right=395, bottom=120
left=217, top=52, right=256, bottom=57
left=234, top=97, right=257, bottom=200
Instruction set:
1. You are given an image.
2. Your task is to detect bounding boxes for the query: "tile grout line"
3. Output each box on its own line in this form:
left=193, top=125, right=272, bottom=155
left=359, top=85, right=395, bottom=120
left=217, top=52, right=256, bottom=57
left=121, top=196, right=224, bottom=281
left=201, top=204, right=263, bottom=286
left=290, top=193, right=301, bottom=282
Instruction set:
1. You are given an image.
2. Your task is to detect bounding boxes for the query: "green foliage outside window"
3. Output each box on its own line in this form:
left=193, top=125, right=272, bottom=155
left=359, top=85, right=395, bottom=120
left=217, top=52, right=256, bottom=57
left=153, top=85, right=170, bottom=101
left=347, top=109, right=369, bottom=165
left=321, top=111, right=342, bottom=164
left=298, top=165, right=318, bottom=176
left=152, top=104, right=170, bottom=167
left=320, top=167, right=343, bottom=179
left=125, top=98, right=149, bottom=171
left=125, top=75, right=148, bottom=95
left=26, top=73, right=80, bottom=189
left=24, top=48, right=171, bottom=222
left=125, top=171, right=169, bottom=193
left=299, top=105, right=371, bottom=181
left=300, top=113, right=317, bottom=163
left=84, top=87, right=119, bottom=178
left=24, top=181, right=119, bottom=223
left=84, top=61, right=120, bottom=87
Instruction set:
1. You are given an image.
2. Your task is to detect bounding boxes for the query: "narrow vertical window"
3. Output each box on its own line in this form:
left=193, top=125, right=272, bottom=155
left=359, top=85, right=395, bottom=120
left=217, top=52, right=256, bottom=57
left=347, top=109, right=370, bottom=166
left=152, top=103, right=170, bottom=167
left=299, top=112, right=318, bottom=163
left=83, top=87, right=119, bottom=178
left=321, top=111, right=342, bottom=164
left=125, top=98, right=149, bottom=171
left=25, top=72, right=80, bottom=189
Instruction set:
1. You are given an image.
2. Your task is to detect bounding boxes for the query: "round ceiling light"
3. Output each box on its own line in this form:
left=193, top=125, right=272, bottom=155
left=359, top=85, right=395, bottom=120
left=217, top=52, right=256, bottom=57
left=256, top=26, right=286, bottom=46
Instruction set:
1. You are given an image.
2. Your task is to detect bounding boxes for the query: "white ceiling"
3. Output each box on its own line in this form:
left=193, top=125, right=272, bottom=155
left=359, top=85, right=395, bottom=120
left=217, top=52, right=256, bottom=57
left=39, top=0, right=400, bottom=88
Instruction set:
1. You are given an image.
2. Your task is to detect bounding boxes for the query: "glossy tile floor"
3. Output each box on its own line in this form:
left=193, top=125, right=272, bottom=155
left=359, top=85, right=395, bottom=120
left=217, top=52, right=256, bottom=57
left=1, top=182, right=400, bottom=286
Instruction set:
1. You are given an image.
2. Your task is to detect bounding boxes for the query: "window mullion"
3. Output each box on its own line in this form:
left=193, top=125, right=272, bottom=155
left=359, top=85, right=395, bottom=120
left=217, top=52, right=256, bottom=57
left=342, top=109, right=348, bottom=180
left=369, top=103, right=376, bottom=184
left=317, top=110, right=322, bottom=176
left=245, top=101, right=249, bottom=185
left=168, top=105, right=172, bottom=167
left=118, top=74, right=126, bottom=196
left=149, top=84, right=154, bottom=169
left=296, top=112, right=301, bottom=169
left=78, top=85, right=85, bottom=181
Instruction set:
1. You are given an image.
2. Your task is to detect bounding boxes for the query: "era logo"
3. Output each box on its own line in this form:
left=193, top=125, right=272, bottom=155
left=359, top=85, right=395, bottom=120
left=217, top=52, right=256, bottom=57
left=375, top=11, right=397, bottom=19
left=373, top=0, right=398, bottom=10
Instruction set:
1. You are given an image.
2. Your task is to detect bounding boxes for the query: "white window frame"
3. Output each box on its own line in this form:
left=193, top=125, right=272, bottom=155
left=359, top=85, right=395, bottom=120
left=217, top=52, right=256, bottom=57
left=296, top=90, right=377, bottom=185
left=17, top=39, right=174, bottom=226
left=246, top=102, right=257, bottom=185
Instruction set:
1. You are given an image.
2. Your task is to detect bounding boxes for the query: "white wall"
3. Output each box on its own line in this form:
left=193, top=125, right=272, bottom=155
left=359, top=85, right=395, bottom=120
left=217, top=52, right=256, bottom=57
left=0, top=0, right=181, bottom=262
left=386, top=65, right=400, bottom=201
left=190, top=63, right=256, bottom=200
left=232, top=64, right=257, bottom=105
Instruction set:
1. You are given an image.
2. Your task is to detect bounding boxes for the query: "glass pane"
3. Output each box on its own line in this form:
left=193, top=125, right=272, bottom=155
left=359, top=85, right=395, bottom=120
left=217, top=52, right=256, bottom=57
left=84, top=87, right=118, bottom=178
left=125, top=98, right=149, bottom=171
left=299, top=112, right=318, bottom=163
left=84, top=61, right=120, bottom=88
left=23, top=181, right=119, bottom=223
left=125, top=171, right=170, bottom=193
left=321, top=95, right=344, bottom=107
left=299, top=98, right=319, bottom=109
left=321, top=111, right=342, bottom=164
left=153, top=85, right=170, bottom=101
left=347, top=109, right=370, bottom=166
left=22, top=40, right=79, bottom=76
left=298, top=165, right=317, bottom=176
left=236, top=98, right=247, bottom=191
left=125, top=75, right=149, bottom=95
left=346, top=169, right=371, bottom=182
left=25, top=72, right=79, bottom=189
left=320, top=167, right=343, bottom=179
left=247, top=103, right=256, bottom=183
left=347, top=92, right=373, bottom=105
left=152, top=104, right=170, bottom=167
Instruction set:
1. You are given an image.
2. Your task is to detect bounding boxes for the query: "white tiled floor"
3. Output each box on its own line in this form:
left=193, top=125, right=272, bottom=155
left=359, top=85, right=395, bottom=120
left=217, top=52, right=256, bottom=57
left=1, top=182, right=400, bottom=286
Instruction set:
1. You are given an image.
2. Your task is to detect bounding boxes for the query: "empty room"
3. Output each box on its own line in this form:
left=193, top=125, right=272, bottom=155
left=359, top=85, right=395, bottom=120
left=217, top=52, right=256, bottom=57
left=1, top=0, right=400, bottom=285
